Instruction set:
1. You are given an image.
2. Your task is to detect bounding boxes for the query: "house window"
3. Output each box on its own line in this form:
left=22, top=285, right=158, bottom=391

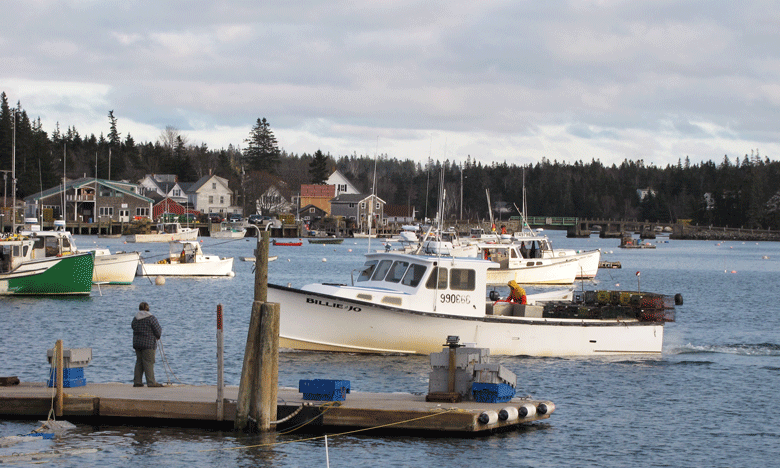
left=375, top=202, right=380, bottom=210
left=220, top=196, right=224, bottom=204
left=349, top=203, right=355, bottom=208
left=173, top=189, right=180, bottom=197
left=339, top=184, right=347, bottom=192
left=360, top=202, right=366, bottom=209
left=136, top=207, right=149, bottom=216
left=309, top=208, right=315, bottom=213
left=99, top=207, right=114, bottom=217
left=209, top=196, right=214, bottom=204
left=212, top=183, right=217, bottom=189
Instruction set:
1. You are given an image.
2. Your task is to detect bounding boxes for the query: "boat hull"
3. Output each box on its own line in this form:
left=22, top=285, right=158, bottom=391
left=127, top=229, right=199, bottom=243
left=92, top=251, right=140, bottom=285
left=136, top=257, right=234, bottom=276
left=0, top=253, right=94, bottom=295
left=485, top=259, right=579, bottom=285
left=211, top=230, right=246, bottom=239
left=268, top=284, right=665, bottom=356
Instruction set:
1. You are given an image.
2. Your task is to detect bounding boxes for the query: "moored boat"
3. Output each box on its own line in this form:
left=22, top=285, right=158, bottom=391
left=136, top=240, right=234, bottom=276
left=210, top=222, right=246, bottom=239
left=0, top=236, right=94, bottom=295
left=478, top=242, right=579, bottom=285
left=308, top=237, right=344, bottom=245
left=266, top=250, right=681, bottom=356
left=126, top=222, right=199, bottom=243
left=273, top=239, right=303, bottom=246
left=22, top=226, right=139, bottom=285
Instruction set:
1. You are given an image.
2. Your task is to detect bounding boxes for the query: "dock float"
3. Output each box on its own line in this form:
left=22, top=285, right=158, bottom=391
left=599, top=260, right=622, bottom=269
left=0, top=382, right=553, bottom=434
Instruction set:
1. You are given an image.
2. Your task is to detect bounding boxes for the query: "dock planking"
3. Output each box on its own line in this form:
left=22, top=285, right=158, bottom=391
left=0, top=382, right=553, bottom=434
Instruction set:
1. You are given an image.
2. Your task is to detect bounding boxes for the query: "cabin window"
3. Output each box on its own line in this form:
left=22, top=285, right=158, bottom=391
left=510, top=249, right=518, bottom=259
left=401, top=263, right=427, bottom=287
left=357, top=260, right=379, bottom=282
left=61, top=237, right=72, bottom=250
left=449, top=268, right=475, bottom=291
left=32, top=238, right=45, bottom=250
left=426, top=267, right=448, bottom=290
left=385, top=261, right=409, bottom=283
left=371, top=260, right=393, bottom=281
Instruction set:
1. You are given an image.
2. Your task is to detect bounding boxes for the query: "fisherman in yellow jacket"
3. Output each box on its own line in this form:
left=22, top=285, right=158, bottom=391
left=508, top=280, right=527, bottom=304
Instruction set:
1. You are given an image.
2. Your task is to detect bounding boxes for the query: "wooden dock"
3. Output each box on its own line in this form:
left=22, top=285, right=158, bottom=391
left=0, top=382, right=553, bottom=434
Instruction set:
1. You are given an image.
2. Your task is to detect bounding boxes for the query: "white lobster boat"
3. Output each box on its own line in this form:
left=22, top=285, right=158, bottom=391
left=136, top=240, right=234, bottom=276
left=267, top=250, right=680, bottom=356
left=477, top=242, right=580, bottom=285
left=126, top=222, right=199, bottom=243
left=510, top=230, right=601, bottom=280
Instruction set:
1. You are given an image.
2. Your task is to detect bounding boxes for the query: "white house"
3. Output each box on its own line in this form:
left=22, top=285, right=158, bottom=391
left=327, top=170, right=361, bottom=197
left=138, top=174, right=189, bottom=205
left=188, top=174, right=241, bottom=216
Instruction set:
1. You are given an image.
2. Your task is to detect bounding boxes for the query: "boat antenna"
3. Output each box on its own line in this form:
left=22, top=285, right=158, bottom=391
left=367, top=137, right=379, bottom=253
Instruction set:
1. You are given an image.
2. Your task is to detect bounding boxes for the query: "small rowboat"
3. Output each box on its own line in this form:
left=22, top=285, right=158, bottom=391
left=273, top=239, right=303, bottom=246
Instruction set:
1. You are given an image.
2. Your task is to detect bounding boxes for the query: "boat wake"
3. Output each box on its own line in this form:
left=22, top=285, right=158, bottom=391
left=671, top=343, right=780, bottom=356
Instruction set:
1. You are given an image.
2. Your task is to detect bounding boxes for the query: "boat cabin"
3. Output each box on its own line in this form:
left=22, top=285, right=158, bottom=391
left=167, top=240, right=203, bottom=263
left=307, top=252, right=496, bottom=317
left=0, top=238, right=35, bottom=273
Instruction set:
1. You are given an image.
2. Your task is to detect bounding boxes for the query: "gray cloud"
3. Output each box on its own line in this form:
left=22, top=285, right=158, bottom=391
left=2, top=0, right=779, bottom=166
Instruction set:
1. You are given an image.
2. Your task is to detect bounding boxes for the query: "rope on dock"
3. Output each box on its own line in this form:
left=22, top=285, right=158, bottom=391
left=162, top=406, right=464, bottom=455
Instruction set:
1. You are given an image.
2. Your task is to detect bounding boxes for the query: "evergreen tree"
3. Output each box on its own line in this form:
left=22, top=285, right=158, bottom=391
left=309, top=149, right=329, bottom=183
left=107, top=110, right=121, bottom=146
left=243, top=117, right=280, bottom=173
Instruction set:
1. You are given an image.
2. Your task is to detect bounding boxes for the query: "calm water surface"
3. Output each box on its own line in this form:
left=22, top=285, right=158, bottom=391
left=1, top=232, right=779, bottom=467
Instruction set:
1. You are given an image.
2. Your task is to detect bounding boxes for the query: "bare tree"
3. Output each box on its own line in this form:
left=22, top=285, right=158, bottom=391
left=159, top=126, right=188, bottom=151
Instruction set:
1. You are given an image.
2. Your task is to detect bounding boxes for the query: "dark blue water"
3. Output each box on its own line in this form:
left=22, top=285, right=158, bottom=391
left=2, top=233, right=779, bottom=467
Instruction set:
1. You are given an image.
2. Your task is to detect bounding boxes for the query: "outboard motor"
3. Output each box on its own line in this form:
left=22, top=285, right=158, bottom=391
left=489, top=290, right=501, bottom=301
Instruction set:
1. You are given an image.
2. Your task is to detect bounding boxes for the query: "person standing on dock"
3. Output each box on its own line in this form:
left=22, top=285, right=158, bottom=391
left=132, top=302, right=164, bottom=387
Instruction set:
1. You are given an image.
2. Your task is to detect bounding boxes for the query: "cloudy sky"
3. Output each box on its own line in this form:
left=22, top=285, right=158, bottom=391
left=3, top=1, right=778, bottom=167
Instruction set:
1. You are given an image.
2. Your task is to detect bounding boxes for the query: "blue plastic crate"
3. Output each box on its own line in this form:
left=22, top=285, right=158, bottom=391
left=299, top=379, right=351, bottom=401
left=47, top=367, right=86, bottom=388
left=472, top=382, right=515, bottom=403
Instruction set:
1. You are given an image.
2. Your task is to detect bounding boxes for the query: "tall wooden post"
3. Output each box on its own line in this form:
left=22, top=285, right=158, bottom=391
left=257, top=302, right=279, bottom=429
left=236, top=231, right=277, bottom=432
left=55, top=339, right=63, bottom=417
left=216, top=304, right=224, bottom=421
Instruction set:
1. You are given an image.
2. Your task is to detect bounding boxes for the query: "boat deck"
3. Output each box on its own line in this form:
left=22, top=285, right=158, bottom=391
left=0, top=382, right=552, bottom=434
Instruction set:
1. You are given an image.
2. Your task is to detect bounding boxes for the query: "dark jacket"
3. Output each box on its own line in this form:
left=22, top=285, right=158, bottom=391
left=132, top=310, right=162, bottom=350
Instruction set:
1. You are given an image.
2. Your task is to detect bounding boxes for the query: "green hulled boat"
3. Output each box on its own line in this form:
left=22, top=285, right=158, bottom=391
left=0, top=237, right=94, bottom=295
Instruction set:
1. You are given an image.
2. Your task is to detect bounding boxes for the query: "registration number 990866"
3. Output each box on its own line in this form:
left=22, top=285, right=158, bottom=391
left=440, top=293, right=470, bottom=304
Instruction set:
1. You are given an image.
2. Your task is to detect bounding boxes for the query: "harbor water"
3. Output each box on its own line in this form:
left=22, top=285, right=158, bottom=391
left=1, top=232, right=779, bottom=467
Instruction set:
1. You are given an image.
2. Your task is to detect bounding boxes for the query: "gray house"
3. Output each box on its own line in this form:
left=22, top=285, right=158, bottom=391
left=330, top=193, right=385, bottom=233
left=24, top=178, right=153, bottom=223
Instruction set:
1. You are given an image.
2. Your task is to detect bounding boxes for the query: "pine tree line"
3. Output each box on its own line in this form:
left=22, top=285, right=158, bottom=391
left=1, top=91, right=779, bottom=228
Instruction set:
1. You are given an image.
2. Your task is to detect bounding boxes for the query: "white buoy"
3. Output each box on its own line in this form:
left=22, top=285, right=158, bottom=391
left=322, top=258, right=327, bottom=262
left=228, top=271, right=235, bottom=277
left=478, top=410, right=498, bottom=425
left=498, top=406, right=519, bottom=422
left=518, top=403, right=536, bottom=418
left=155, top=276, right=165, bottom=286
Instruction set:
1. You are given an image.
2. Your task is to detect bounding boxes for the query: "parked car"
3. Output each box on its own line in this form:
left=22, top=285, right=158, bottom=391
left=208, top=213, right=223, bottom=223
left=248, top=214, right=263, bottom=225
left=228, top=213, right=242, bottom=222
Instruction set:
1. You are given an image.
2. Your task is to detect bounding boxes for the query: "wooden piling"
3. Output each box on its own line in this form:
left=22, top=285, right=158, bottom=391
left=55, top=339, right=63, bottom=417
left=256, top=302, right=279, bottom=429
left=235, top=300, right=262, bottom=431
left=216, top=304, right=224, bottom=421
left=235, top=231, right=278, bottom=432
